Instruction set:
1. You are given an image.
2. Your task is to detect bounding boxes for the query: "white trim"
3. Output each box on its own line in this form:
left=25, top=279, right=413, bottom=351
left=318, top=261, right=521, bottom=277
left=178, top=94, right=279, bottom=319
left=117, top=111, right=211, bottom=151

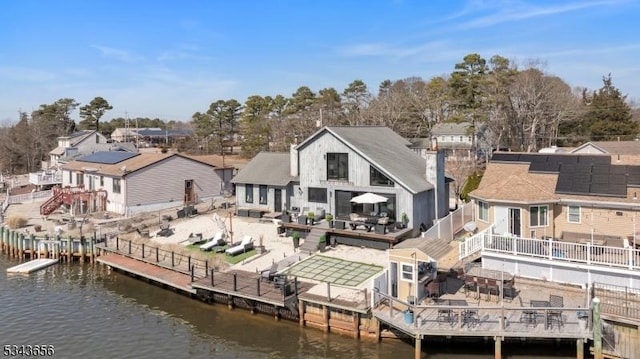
left=478, top=200, right=489, bottom=223
left=401, top=263, right=414, bottom=282
left=529, top=204, right=549, bottom=227
left=567, top=205, right=581, bottom=224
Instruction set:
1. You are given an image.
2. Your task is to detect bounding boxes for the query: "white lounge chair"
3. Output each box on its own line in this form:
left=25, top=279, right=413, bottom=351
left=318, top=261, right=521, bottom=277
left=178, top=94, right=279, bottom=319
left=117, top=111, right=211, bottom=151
left=199, top=232, right=225, bottom=251
left=225, top=235, right=254, bottom=256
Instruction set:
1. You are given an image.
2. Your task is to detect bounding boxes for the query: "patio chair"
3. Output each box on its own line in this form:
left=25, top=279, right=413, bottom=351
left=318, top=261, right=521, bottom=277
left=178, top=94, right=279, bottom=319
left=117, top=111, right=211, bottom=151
left=199, top=232, right=225, bottom=251
left=225, top=235, right=254, bottom=256
left=260, top=263, right=279, bottom=282
left=548, top=294, right=564, bottom=329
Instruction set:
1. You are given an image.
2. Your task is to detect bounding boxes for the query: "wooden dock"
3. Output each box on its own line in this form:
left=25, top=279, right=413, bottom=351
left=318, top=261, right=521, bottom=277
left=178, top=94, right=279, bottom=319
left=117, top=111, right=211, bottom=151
left=97, top=253, right=196, bottom=294
left=7, top=258, right=58, bottom=273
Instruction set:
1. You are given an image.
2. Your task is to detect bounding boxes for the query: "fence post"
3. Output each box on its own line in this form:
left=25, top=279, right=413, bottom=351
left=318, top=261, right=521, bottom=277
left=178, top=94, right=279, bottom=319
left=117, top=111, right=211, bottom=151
left=326, top=282, right=331, bottom=302
left=205, top=261, right=208, bottom=276
left=592, top=298, right=602, bottom=359
left=116, top=236, right=119, bottom=250
left=156, top=247, right=159, bottom=263
left=128, top=240, right=131, bottom=255
left=210, top=269, right=214, bottom=286
left=191, top=265, right=194, bottom=282
left=142, top=243, right=145, bottom=259
left=188, top=256, right=191, bottom=272
left=171, top=251, right=175, bottom=267
left=233, top=273, right=237, bottom=291
left=256, top=278, right=261, bottom=296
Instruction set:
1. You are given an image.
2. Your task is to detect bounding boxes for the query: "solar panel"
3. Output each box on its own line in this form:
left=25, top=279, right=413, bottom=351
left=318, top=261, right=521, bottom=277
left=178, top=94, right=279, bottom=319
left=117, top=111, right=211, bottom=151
left=79, top=151, right=139, bottom=164
left=627, top=166, right=640, bottom=186
left=491, top=153, right=521, bottom=162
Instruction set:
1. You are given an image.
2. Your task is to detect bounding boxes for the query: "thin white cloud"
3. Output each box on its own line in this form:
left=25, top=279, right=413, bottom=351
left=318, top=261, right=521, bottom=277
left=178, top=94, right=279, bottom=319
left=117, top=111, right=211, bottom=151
left=91, top=45, right=144, bottom=63
left=0, top=66, right=56, bottom=82
left=457, top=0, right=626, bottom=29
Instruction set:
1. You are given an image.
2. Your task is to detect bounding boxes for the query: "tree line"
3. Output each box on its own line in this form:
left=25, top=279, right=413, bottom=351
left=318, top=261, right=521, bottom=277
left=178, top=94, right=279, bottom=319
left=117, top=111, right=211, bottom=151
left=1, top=53, right=638, bottom=175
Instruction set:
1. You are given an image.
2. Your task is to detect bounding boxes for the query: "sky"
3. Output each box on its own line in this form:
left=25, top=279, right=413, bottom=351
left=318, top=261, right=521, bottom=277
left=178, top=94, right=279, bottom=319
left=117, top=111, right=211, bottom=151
left=1, top=0, right=639, bottom=123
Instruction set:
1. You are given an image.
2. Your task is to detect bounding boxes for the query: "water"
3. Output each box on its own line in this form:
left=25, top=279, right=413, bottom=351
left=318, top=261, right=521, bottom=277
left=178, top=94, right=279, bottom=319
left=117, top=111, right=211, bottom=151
left=0, top=256, right=575, bottom=359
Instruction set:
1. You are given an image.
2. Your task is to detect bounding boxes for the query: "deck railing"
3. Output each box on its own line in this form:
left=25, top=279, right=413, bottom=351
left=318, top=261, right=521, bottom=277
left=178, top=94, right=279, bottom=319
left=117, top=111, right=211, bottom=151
left=460, top=231, right=640, bottom=271
left=422, top=202, right=474, bottom=241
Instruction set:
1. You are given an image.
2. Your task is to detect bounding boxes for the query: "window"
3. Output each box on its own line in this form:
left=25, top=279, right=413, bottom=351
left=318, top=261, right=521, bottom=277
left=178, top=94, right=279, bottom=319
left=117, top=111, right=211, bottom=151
left=401, top=264, right=414, bottom=281
left=567, top=205, right=580, bottom=223
left=308, top=187, right=327, bottom=203
left=530, top=205, right=549, bottom=227
left=259, top=185, right=267, bottom=204
left=459, top=136, right=464, bottom=142
left=100, top=176, right=104, bottom=187
left=370, top=166, right=394, bottom=187
left=76, top=173, right=84, bottom=186
left=68, top=171, right=72, bottom=183
left=450, top=136, right=454, bottom=142
left=478, top=201, right=489, bottom=222
left=113, top=178, right=121, bottom=194
left=245, top=184, right=254, bottom=203
left=327, top=153, right=348, bottom=181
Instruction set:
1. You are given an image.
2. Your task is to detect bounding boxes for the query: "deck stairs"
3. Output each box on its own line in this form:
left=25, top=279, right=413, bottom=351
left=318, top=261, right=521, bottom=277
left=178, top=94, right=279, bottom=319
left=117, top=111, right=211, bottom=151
left=39, top=190, right=66, bottom=216
left=298, top=228, right=325, bottom=255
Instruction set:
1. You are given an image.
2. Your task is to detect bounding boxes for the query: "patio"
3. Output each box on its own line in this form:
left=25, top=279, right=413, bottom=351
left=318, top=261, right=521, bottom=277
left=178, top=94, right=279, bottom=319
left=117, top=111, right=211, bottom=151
left=282, top=255, right=383, bottom=287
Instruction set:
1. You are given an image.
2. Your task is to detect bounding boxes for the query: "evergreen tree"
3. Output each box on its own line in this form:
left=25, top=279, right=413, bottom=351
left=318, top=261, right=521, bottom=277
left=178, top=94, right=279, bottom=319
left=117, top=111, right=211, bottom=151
left=584, top=74, right=638, bottom=141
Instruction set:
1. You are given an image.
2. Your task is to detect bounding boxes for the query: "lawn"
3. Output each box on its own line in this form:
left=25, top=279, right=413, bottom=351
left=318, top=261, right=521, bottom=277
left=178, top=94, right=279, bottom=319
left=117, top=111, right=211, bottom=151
left=185, top=243, right=256, bottom=264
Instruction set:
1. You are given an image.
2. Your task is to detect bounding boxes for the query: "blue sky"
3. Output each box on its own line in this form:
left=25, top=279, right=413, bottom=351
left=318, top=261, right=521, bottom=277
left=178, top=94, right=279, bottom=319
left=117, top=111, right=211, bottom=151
left=1, top=0, right=639, bottom=123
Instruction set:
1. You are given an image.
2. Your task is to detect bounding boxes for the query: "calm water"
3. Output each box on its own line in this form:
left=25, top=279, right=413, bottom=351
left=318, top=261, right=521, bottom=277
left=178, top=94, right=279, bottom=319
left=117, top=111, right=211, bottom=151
left=0, top=256, right=575, bottom=359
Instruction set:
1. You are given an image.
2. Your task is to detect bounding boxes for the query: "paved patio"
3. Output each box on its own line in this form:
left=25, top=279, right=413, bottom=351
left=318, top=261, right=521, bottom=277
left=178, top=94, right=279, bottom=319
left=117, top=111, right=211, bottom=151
left=283, top=255, right=383, bottom=286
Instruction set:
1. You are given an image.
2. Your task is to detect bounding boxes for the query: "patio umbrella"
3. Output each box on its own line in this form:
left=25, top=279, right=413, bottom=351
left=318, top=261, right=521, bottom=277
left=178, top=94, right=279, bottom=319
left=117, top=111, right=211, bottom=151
left=350, top=192, right=388, bottom=204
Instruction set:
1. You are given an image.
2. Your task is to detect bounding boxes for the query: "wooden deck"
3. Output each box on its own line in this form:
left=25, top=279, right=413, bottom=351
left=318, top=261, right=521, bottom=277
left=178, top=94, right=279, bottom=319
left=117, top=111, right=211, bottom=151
left=281, top=221, right=413, bottom=248
left=97, top=253, right=196, bottom=294
left=191, top=271, right=314, bottom=307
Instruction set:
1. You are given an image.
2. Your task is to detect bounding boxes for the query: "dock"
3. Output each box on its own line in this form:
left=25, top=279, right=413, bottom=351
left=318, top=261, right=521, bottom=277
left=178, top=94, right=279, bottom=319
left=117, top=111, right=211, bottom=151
left=7, top=258, right=58, bottom=273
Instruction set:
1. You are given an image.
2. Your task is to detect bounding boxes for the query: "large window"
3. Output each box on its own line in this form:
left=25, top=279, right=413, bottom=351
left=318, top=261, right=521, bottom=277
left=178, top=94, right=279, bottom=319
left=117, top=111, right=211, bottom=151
left=76, top=173, right=84, bottom=186
left=245, top=184, right=254, bottom=203
left=530, top=205, right=549, bottom=227
left=370, top=166, right=394, bottom=187
left=113, top=178, right=121, bottom=194
left=567, top=205, right=581, bottom=223
left=327, top=153, right=348, bottom=181
left=308, top=187, right=327, bottom=203
left=259, top=185, right=267, bottom=204
left=478, top=201, right=489, bottom=222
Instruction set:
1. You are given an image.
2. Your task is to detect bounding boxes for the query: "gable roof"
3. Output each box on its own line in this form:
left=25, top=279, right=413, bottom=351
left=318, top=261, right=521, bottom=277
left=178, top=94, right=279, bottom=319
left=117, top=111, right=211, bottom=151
left=231, top=152, right=296, bottom=186
left=431, top=122, right=471, bottom=136
left=296, top=126, right=432, bottom=194
left=471, top=162, right=559, bottom=203
left=572, top=141, right=640, bottom=156
left=61, top=153, right=214, bottom=177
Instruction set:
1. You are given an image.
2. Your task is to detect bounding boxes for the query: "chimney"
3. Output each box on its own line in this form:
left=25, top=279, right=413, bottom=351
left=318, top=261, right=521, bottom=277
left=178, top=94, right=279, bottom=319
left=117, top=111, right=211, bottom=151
left=425, top=150, right=446, bottom=220
left=290, top=144, right=299, bottom=177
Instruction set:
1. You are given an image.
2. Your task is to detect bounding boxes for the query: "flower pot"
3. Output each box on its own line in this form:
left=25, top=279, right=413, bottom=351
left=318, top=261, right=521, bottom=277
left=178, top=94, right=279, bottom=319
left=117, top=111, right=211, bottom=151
left=293, top=236, right=300, bottom=248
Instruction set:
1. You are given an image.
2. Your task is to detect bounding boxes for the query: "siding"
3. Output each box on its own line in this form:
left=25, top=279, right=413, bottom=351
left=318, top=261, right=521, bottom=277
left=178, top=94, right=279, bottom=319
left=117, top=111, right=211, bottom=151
left=125, top=156, right=222, bottom=211
left=296, top=131, right=413, bottom=221
left=554, top=204, right=635, bottom=244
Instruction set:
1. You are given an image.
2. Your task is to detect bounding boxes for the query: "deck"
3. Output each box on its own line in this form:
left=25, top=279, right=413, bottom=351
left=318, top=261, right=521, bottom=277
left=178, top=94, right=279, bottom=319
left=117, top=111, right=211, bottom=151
left=97, top=253, right=196, bottom=294
left=373, top=293, right=592, bottom=340
left=191, top=271, right=314, bottom=307
left=7, top=258, right=58, bottom=273
left=281, top=220, right=413, bottom=249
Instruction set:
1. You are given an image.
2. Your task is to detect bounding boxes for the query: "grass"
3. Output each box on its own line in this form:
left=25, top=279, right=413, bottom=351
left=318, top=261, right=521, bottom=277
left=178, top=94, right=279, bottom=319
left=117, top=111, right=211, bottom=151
left=184, top=243, right=256, bottom=264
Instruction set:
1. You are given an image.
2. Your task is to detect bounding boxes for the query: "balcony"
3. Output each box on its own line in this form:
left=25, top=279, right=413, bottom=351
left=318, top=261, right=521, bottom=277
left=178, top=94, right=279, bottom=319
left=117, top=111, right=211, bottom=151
left=29, top=171, right=62, bottom=186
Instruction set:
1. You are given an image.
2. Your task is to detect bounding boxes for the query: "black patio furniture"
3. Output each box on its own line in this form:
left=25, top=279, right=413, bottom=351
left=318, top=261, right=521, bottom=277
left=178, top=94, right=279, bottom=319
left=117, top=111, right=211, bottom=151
left=548, top=294, right=564, bottom=329
left=462, top=309, right=480, bottom=328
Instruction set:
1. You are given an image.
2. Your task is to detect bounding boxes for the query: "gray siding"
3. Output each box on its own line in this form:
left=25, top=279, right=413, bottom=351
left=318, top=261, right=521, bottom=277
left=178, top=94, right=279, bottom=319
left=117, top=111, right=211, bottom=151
left=125, top=156, right=222, bottom=208
left=296, top=131, right=414, bottom=221
left=235, top=183, right=290, bottom=212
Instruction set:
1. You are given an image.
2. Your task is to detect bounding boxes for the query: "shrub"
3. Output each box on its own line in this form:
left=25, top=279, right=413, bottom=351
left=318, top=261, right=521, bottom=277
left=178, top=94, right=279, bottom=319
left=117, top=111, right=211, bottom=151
left=325, top=213, right=333, bottom=222
left=307, top=211, right=315, bottom=220
left=319, top=235, right=327, bottom=244
left=292, top=231, right=300, bottom=241
left=6, top=214, right=27, bottom=229
left=460, top=172, right=483, bottom=202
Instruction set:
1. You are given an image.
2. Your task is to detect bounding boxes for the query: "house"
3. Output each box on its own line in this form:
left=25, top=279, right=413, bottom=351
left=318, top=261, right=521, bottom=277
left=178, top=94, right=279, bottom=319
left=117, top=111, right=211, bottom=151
left=571, top=140, right=640, bottom=165
left=49, top=130, right=109, bottom=168
left=233, top=126, right=450, bottom=235
left=470, top=152, right=640, bottom=246
left=59, top=152, right=234, bottom=216
left=411, top=122, right=475, bottom=161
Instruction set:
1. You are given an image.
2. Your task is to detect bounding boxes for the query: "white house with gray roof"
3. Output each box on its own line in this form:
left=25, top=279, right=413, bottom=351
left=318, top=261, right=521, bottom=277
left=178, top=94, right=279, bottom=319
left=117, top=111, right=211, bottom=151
left=232, top=126, right=450, bottom=235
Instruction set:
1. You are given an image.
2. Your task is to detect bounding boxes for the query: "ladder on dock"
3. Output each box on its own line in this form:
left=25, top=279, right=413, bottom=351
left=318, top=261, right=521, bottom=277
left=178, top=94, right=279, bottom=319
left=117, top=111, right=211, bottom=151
left=7, top=258, right=58, bottom=274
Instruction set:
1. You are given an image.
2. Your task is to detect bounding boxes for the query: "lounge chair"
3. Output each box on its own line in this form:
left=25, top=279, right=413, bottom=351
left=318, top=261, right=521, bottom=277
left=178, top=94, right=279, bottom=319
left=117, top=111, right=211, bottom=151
left=225, top=235, right=254, bottom=256
left=199, top=232, right=225, bottom=251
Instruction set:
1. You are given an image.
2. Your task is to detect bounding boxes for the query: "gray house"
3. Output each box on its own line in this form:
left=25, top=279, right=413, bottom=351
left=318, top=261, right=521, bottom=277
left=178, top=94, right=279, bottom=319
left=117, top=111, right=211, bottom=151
left=233, top=126, right=450, bottom=234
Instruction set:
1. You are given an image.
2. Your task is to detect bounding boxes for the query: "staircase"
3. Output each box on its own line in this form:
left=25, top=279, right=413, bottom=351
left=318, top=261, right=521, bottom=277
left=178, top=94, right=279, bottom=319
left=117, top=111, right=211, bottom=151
left=39, top=190, right=65, bottom=216
left=298, top=228, right=325, bottom=254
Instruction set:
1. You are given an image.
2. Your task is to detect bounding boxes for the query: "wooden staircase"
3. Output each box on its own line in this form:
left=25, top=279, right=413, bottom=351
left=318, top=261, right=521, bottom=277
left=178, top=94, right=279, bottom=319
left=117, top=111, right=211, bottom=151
left=39, top=189, right=66, bottom=216
left=298, top=228, right=325, bottom=255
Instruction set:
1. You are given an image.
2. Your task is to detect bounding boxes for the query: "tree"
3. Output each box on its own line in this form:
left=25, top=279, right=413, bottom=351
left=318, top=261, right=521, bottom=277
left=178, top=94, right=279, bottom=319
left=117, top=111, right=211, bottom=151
left=342, top=80, right=371, bottom=125
left=239, top=95, right=272, bottom=157
left=583, top=74, right=638, bottom=141
left=79, top=96, right=113, bottom=133
left=207, top=99, right=242, bottom=155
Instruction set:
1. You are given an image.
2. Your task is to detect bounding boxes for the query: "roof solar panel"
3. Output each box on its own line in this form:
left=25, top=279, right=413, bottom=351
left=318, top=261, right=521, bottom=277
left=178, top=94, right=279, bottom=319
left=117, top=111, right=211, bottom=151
left=627, top=166, right=640, bottom=186
left=79, top=151, right=139, bottom=164
left=491, top=153, right=521, bottom=162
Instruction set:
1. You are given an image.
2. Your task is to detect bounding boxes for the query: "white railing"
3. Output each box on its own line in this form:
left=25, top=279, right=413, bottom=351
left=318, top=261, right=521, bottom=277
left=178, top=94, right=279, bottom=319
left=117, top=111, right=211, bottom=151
left=29, top=172, right=62, bottom=185
left=460, top=233, right=640, bottom=271
left=7, top=190, right=52, bottom=204
left=422, top=202, right=474, bottom=241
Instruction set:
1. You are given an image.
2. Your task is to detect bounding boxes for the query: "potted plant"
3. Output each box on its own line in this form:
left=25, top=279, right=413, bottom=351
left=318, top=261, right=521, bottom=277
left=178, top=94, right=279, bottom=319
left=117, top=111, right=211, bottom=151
left=292, top=231, right=301, bottom=248
left=318, top=235, right=327, bottom=252
left=307, top=211, right=315, bottom=225
left=398, top=212, right=409, bottom=229
left=325, top=213, right=334, bottom=228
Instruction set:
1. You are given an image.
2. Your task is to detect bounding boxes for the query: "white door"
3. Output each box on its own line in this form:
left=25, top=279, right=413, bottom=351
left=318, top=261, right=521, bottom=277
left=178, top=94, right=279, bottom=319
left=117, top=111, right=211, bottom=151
left=494, top=206, right=508, bottom=234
